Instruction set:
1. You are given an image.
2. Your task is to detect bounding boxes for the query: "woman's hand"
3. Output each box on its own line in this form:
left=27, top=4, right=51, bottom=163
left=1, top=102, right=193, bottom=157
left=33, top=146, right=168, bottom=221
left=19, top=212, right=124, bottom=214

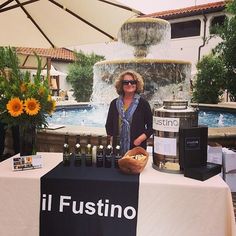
left=134, top=134, right=147, bottom=146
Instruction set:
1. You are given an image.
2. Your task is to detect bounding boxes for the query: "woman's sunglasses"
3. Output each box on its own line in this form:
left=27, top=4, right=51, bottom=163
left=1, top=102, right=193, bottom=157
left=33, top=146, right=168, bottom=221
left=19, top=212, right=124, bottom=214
left=122, top=80, right=137, bottom=85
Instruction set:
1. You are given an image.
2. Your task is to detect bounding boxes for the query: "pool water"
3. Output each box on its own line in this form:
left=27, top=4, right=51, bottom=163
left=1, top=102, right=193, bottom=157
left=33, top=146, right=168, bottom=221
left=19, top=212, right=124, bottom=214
left=198, top=110, right=236, bottom=127
left=47, top=107, right=236, bottom=128
left=47, top=106, right=108, bottom=127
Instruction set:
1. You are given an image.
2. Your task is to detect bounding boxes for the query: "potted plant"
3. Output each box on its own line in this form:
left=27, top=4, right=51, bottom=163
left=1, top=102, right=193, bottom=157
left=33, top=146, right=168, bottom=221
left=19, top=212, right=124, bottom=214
left=0, top=47, right=56, bottom=156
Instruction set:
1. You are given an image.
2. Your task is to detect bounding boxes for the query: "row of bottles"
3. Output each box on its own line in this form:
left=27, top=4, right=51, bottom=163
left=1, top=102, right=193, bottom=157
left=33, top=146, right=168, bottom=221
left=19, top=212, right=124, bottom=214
left=63, top=134, right=121, bottom=168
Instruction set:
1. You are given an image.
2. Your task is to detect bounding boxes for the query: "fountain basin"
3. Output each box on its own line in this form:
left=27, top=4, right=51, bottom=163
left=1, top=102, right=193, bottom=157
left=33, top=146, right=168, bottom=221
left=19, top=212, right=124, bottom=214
left=4, top=103, right=234, bottom=155
left=47, top=103, right=236, bottom=128
left=92, top=58, right=191, bottom=103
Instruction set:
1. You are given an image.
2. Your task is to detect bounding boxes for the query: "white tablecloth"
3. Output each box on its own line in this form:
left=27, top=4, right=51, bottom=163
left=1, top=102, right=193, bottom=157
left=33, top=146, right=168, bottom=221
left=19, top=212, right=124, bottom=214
left=0, top=152, right=235, bottom=236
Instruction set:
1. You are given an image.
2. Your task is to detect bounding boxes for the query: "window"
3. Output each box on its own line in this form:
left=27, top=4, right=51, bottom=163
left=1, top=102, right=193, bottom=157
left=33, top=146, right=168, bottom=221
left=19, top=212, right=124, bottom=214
left=211, top=15, right=226, bottom=27
left=210, top=15, right=226, bottom=35
left=171, top=20, right=201, bottom=39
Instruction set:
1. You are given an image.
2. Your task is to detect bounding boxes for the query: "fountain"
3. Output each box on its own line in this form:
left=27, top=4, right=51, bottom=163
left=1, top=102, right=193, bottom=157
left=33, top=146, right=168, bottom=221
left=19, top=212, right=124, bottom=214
left=88, top=17, right=195, bottom=173
left=91, top=17, right=192, bottom=106
left=36, top=17, right=236, bottom=155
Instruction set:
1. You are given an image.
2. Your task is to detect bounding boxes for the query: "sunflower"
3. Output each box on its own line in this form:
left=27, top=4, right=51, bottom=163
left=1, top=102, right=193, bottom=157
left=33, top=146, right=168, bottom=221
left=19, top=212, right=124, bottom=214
left=20, top=83, right=27, bottom=93
left=6, top=97, right=24, bottom=117
left=24, top=98, right=41, bottom=116
left=38, top=86, right=45, bottom=96
left=47, top=95, right=52, bottom=101
left=47, top=99, right=56, bottom=115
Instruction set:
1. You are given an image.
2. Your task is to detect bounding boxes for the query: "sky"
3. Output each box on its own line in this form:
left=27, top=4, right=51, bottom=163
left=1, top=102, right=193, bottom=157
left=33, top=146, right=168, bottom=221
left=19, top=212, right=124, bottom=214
left=119, top=0, right=221, bottom=14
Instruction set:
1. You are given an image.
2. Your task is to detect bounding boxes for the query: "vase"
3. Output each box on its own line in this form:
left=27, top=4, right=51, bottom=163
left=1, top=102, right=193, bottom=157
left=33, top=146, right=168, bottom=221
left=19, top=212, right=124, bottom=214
left=19, top=125, right=37, bottom=156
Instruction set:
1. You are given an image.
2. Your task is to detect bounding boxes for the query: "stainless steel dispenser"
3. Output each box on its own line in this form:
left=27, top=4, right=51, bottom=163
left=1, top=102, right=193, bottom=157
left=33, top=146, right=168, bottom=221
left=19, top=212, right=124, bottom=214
left=152, top=100, right=198, bottom=173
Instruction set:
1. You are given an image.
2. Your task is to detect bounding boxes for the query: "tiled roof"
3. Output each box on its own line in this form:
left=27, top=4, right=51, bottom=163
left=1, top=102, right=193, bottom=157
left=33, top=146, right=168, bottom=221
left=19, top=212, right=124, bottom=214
left=143, top=1, right=226, bottom=20
left=16, top=47, right=76, bottom=62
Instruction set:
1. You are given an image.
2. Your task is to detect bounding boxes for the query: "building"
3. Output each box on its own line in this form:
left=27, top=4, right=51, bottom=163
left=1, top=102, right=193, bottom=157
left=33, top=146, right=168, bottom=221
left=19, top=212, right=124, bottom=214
left=16, top=47, right=76, bottom=96
left=143, top=1, right=227, bottom=74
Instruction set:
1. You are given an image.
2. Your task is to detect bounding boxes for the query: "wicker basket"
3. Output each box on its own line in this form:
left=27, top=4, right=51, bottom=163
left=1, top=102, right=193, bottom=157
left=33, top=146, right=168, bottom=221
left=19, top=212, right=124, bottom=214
left=118, top=146, right=149, bottom=174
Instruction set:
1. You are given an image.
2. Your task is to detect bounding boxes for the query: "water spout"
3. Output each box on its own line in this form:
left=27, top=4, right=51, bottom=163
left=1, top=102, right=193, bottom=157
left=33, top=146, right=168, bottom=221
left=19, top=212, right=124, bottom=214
left=218, top=114, right=224, bottom=126
left=62, top=109, right=67, bottom=117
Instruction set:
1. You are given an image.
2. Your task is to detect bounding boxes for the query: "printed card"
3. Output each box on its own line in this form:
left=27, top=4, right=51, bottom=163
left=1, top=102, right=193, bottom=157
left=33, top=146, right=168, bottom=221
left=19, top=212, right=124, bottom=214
left=12, top=155, right=42, bottom=171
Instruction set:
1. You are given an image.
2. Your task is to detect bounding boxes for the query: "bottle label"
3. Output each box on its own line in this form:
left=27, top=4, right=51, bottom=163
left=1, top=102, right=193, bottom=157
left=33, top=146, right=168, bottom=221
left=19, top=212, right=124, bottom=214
left=115, top=154, right=121, bottom=168
left=105, top=154, right=112, bottom=168
left=96, top=154, right=104, bottom=167
left=85, top=154, right=92, bottom=166
left=63, top=154, right=70, bottom=166
left=74, top=154, right=82, bottom=166
left=63, top=153, right=70, bottom=160
left=75, top=153, right=82, bottom=159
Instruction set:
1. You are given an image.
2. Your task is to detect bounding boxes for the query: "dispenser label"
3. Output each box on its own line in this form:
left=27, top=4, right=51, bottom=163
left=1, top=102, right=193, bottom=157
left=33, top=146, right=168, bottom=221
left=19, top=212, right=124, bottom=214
left=185, top=137, right=200, bottom=150
left=153, top=116, right=180, bottom=132
left=154, top=136, right=177, bottom=156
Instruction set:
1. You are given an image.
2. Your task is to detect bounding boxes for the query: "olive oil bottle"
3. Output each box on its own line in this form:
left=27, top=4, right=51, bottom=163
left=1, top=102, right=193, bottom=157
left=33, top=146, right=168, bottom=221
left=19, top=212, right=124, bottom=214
left=63, top=134, right=70, bottom=166
left=85, top=135, right=92, bottom=166
left=114, top=136, right=121, bottom=168
left=74, top=135, right=82, bottom=166
left=96, top=136, right=104, bottom=167
left=105, top=136, right=112, bottom=168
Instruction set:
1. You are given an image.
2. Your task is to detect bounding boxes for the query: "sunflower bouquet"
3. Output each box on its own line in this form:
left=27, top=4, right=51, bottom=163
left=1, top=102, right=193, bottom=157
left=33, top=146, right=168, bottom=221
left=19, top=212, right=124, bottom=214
left=0, top=47, right=56, bottom=129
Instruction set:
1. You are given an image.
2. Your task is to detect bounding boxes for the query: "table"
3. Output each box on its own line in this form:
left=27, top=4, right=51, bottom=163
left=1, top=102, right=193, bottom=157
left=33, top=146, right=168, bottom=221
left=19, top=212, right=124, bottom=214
left=0, top=152, right=235, bottom=236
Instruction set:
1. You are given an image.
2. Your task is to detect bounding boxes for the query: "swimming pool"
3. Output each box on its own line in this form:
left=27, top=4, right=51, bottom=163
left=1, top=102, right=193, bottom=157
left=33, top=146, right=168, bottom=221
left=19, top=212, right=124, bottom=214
left=47, top=106, right=236, bottom=128
left=198, top=110, right=236, bottom=127
left=47, top=106, right=108, bottom=127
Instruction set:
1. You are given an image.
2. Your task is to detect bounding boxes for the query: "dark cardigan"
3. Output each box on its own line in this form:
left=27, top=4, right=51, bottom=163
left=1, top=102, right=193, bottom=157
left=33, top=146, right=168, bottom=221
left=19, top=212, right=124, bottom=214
left=105, top=97, right=153, bottom=150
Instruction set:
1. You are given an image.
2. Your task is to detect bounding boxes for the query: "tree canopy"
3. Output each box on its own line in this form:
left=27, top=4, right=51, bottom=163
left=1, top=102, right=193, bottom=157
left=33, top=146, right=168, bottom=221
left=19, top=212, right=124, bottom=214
left=192, top=54, right=225, bottom=103
left=67, top=50, right=105, bottom=102
left=193, top=0, right=236, bottom=102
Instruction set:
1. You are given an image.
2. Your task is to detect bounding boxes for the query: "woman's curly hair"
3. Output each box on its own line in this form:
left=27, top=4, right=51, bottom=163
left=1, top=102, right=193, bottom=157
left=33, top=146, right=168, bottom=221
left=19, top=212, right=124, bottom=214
left=114, top=70, right=144, bottom=95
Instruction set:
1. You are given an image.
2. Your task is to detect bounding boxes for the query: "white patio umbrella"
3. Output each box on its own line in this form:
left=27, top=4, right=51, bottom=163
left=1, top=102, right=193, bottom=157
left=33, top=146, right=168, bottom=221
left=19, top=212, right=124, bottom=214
left=41, top=65, right=67, bottom=76
left=31, top=65, right=67, bottom=76
left=0, top=0, right=142, bottom=48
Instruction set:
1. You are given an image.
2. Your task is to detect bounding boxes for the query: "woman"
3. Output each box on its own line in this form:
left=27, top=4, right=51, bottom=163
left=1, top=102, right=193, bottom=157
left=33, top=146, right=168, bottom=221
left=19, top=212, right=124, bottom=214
left=105, top=70, right=153, bottom=155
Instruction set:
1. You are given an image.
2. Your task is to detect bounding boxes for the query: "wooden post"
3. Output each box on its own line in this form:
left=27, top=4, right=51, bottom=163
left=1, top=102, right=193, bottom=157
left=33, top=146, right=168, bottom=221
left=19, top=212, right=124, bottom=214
left=46, top=57, right=51, bottom=86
